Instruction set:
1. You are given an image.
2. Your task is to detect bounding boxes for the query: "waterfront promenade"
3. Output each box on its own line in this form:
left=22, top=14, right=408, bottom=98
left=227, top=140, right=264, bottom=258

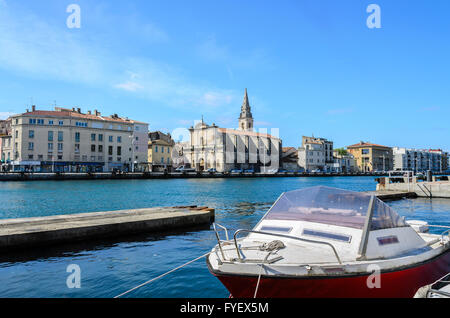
left=0, top=170, right=433, bottom=181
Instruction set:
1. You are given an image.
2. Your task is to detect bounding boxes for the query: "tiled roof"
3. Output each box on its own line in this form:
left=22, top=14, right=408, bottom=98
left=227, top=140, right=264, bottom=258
left=13, top=109, right=147, bottom=125
left=347, top=142, right=391, bottom=149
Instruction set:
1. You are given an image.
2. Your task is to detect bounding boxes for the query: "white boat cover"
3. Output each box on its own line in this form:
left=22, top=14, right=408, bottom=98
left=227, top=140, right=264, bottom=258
left=264, top=186, right=408, bottom=230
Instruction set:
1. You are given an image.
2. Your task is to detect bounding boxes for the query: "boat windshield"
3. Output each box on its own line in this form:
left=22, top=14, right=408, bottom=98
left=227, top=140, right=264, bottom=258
left=264, top=186, right=407, bottom=230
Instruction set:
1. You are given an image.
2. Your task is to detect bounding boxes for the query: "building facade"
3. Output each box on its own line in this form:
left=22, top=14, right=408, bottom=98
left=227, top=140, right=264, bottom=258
left=183, top=89, right=281, bottom=172
left=1, top=106, right=148, bottom=172
left=148, top=131, right=175, bottom=172
left=297, top=136, right=334, bottom=172
left=281, top=147, right=301, bottom=171
left=347, top=141, right=393, bottom=172
left=393, top=147, right=448, bottom=173
left=332, top=150, right=357, bottom=173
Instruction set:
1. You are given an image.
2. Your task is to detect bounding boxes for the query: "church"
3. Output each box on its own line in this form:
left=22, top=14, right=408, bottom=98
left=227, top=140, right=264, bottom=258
left=183, top=89, right=282, bottom=172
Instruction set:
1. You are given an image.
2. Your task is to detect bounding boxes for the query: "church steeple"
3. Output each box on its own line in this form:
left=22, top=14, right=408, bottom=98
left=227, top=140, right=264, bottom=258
left=239, top=88, right=254, bottom=131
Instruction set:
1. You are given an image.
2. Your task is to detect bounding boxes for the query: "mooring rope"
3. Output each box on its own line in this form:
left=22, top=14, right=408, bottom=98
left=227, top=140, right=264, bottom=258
left=114, top=251, right=212, bottom=298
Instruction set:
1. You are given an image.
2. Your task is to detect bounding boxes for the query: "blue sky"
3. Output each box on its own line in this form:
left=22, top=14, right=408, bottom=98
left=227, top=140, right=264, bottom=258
left=0, top=0, right=449, bottom=149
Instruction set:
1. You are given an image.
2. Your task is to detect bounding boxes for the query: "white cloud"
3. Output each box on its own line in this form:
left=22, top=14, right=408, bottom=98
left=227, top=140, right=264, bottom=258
left=114, top=81, right=143, bottom=92
left=0, top=5, right=242, bottom=113
left=112, top=59, right=240, bottom=111
left=196, top=35, right=271, bottom=70
left=0, top=7, right=107, bottom=84
left=0, top=112, right=15, bottom=120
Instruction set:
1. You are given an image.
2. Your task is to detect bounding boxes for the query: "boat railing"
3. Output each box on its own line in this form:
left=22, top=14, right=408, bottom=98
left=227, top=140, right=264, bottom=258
left=232, top=229, right=342, bottom=264
left=212, top=223, right=231, bottom=260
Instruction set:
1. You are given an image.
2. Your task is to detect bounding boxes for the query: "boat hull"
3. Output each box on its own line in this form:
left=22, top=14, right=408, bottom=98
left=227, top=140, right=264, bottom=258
left=209, top=250, right=450, bottom=298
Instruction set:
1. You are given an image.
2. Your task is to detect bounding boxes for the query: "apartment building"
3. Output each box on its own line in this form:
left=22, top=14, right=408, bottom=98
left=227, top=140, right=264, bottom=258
left=297, top=136, right=334, bottom=172
left=1, top=106, right=148, bottom=172
left=393, top=147, right=448, bottom=173
left=148, top=131, right=175, bottom=172
left=347, top=141, right=393, bottom=172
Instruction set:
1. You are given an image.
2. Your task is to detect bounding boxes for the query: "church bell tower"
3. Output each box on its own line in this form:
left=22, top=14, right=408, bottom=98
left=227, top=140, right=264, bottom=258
left=238, top=88, right=254, bottom=131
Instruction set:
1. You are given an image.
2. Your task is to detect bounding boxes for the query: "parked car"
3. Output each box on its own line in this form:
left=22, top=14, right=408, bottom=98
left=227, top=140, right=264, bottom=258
left=311, top=169, right=322, bottom=173
left=230, top=169, right=243, bottom=173
left=206, top=168, right=217, bottom=173
left=175, top=165, right=195, bottom=172
left=244, top=169, right=254, bottom=173
left=263, top=168, right=278, bottom=174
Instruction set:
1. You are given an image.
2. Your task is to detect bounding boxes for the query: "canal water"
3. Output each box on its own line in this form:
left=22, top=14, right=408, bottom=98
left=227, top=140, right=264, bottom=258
left=0, top=177, right=449, bottom=297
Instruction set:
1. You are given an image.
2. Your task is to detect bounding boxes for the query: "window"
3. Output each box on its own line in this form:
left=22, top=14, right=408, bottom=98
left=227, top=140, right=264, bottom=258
left=58, top=143, right=63, bottom=152
left=99, top=134, right=103, bottom=142
left=48, top=120, right=54, bottom=125
left=48, top=143, right=53, bottom=152
left=57, top=155, right=63, bottom=160
left=29, top=130, right=34, bottom=138
left=47, top=155, right=53, bottom=160
left=82, top=155, right=87, bottom=161
left=91, top=145, right=96, bottom=152
left=91, top=134, right=96, bottom=141
left=362, top=149, right=370, bottom=155
left=108, top=146, right=113, bottom=156
left=108, top=157, right=113, bottom=162
left=117, top=136, right=121, bottom=143
left=117, top=157, right=121, bottom=161
left=91, top=156, right=96, bottom=161
left=161, top=147, right=164, bottom=153
left=117, top=146, right=121, bottom=156
left=136, top=136, right=139, bottom=141
left=29, top=118, right=36, bottom=124
left=58, top=131, right=63, bottom=141
left=75, top=144, right=80, bottom=153
left=37, top=119, right=44, bottom=125
left=38, top=155, right=43, bottom=160
left=15, top=130, right=18, bottom=138
left=75, top=132, right=80, bottom=142
left=161, top=157, right=164, bottom=164
left=155, top=146, right=158, bottom=152
left=28, top=142, right=34, bottom=150
left=303, top=229, right=352, bottom=243
left=48, top=131, right=53, bottom=141
left=76, top=122, right=87, bottom=127
left=98, top=145, right=103, bottom=152
left=109, top=136, right=113, bottom=142
left=59, top=121, right=64, bottom=126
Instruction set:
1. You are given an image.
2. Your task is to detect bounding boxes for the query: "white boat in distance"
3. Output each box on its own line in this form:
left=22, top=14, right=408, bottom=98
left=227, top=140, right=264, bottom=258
left=207, top=186, right=450, bottom=297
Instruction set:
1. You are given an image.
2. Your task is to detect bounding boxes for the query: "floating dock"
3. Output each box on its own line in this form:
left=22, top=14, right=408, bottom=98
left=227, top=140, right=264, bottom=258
left=0, top=206, right=215, bottom=251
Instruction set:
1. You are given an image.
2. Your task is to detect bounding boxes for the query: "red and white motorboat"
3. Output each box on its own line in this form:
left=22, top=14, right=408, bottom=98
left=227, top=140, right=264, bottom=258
left=207, top=186, right=450, bottom=298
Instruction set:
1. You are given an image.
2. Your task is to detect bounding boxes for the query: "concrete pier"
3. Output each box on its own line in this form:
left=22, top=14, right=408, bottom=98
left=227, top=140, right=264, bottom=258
left=0, top=206, right=215, bottom=251
left=365, top=190, right=417, bottom=201
left=376, top=176, right=450, bottom=198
